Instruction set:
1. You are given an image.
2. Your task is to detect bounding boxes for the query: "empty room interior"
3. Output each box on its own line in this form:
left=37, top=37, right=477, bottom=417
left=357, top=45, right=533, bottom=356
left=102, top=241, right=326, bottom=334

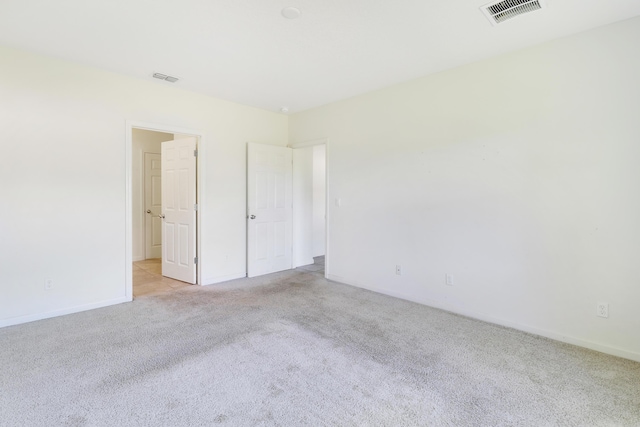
left=1, top=0, right=639, bottom=425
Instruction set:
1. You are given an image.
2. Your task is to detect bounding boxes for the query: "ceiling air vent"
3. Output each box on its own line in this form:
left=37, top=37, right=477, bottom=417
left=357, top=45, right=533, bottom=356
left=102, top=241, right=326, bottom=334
left=153, top=72, right=179, bottom=83
left=481, top=0, right=546, bottom=25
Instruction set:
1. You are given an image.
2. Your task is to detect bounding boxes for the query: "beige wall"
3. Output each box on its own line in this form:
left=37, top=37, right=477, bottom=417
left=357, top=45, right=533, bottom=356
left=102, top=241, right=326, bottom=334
left=0, top=45, right=287, bottom=325
left=289, top=17, right=640, bottom=361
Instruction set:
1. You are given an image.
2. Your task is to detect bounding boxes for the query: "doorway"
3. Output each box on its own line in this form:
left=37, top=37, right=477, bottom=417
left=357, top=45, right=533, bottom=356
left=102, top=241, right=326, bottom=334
left=132, top=129, right=172, bottom=263
left=292, top=141, right=327, bottom=276
left=245, top=139, right=328, bottom=279
left=125, top=122, right=204, bottom=300
left=132, top=259, right=191, bottom=297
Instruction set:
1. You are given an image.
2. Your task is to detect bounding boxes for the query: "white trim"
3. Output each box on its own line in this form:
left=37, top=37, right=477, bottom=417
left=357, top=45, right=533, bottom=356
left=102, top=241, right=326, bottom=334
left=326, top=274, right=640, bottom=363
left=323, top=140, right=330, bottom=279
left=125, top=125, right=133, bottom=300
left=0, top=297, right=130, bottom=328
left=289, top=137, right=328, bottom=149
left=126, top=121, right=206, bottom=297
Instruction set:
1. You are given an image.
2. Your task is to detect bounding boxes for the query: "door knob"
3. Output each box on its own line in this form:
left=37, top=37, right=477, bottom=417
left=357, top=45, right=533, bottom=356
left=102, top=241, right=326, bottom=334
left=249, top=215, right=256, bottom=219
left=147, top=209, right=164, bottom=219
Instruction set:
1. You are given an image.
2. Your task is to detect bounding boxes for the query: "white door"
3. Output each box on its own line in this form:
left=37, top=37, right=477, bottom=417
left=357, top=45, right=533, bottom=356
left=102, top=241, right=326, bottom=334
left=161, top=137, right=197, bottom=284
left=247, top=143, right=293, bottom=277
left=144, top=152, right=162, bottom=259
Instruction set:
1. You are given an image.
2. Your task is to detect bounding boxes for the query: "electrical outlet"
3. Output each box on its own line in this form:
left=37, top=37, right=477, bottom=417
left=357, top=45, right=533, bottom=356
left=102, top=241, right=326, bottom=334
left=445, top=274, right=454, bottom=286
left=44, top=279, right=54, bottom=290
left=596, top=302, right=609, bottom=318
left=395, top=265, right=402, bottom=276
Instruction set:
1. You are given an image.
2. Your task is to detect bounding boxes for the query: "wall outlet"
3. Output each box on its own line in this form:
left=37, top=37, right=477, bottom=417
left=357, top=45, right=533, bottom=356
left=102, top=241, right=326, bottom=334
left=44, top=279, right=54, bottom=290
left=395, top=265, right=402, bottom=275
left=445, top=274, right=454, bottom=286
left=596, top=302, right=609, bottom=318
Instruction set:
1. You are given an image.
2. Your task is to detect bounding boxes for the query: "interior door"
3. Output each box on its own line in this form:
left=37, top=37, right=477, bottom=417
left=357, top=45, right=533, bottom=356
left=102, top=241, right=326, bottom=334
left=144, top=152, right=162, bottom=259
left=247, top=143, right=293, bottom=277
left=161, top=137, right=197, bottom=284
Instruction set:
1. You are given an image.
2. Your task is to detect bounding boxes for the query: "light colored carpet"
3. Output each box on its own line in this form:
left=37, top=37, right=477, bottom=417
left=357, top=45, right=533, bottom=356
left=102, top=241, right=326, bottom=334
left=1, top=269, right=639, bottom=426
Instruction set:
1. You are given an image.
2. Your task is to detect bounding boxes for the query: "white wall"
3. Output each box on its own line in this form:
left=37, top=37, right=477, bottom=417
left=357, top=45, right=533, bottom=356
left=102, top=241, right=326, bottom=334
left=131, top=129, right=173, bottom=261
left=289, top=17, right=640, bottom=361
left=0, top=45, right=287, bottom=326
left=312, top=145, right=326, bottom=257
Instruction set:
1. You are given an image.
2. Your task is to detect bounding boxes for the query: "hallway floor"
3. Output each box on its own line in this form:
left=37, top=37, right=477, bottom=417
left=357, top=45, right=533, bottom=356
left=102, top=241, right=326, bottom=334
left=133, top=259, right=190, bottom=298
left=134, top=256, right=325, bottom=298
left=296, top=255, right=325, bottom=276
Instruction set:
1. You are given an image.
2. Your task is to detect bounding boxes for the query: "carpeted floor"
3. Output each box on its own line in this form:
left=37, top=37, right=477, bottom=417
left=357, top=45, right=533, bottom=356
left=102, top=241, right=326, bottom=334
left=1, top=268, right=639, bottom=426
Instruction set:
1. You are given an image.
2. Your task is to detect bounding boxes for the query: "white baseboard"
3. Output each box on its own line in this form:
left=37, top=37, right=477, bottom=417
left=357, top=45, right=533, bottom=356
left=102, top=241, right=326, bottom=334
left=202, top=272, right=246, bottom=286
left=327, top=274, right=640, bottom=363
left=0, top=296, right=131, bottom=329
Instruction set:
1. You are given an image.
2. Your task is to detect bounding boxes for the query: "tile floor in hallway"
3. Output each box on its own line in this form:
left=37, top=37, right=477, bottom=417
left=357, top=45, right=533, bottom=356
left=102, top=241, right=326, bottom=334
left=133, top=259, right=191, bottom=297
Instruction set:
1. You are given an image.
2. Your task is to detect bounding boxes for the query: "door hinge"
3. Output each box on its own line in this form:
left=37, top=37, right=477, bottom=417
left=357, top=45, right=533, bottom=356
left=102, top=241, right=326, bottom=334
left=194, top=203, right=198, bottom=211
left=194, top=257, right=198, bottom=265
left=194, top=149, right=198, bottom=157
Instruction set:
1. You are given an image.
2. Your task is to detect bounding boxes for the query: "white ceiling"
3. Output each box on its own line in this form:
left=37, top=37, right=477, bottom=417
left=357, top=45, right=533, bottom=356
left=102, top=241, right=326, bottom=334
left=1, top=0, right=639, bottom=113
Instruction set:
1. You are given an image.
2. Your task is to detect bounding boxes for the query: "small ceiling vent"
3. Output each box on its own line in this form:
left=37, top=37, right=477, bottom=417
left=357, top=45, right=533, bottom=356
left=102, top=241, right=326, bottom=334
left=153, top=72, right=179, bottom=83
left=481, top=0, right=546, bottom=25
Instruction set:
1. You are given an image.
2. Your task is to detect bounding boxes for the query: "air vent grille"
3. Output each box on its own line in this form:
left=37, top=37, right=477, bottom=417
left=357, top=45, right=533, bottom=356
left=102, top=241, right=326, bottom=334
left=152, top=72, right=179, bottom=83
left=481, top=0, right=545, bottom=25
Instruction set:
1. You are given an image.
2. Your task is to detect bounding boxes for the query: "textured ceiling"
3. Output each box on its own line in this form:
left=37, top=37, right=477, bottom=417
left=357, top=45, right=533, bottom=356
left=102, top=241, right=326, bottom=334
left=1, top=0, right=639, bottom=113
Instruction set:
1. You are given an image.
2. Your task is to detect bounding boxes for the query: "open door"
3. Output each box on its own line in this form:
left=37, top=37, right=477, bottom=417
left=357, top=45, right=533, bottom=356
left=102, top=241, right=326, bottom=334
left=144, top=152, right=162, bottom=259
left=161, top=137, right=197, bottom=284
left=247, top=143, right=293, bottom=277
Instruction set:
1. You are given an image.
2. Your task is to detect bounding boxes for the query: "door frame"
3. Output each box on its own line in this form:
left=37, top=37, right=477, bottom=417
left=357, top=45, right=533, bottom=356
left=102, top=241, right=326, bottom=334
left=289, top=137, right=330, bottom=279
left=125, top=121, right=205, bottom=300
